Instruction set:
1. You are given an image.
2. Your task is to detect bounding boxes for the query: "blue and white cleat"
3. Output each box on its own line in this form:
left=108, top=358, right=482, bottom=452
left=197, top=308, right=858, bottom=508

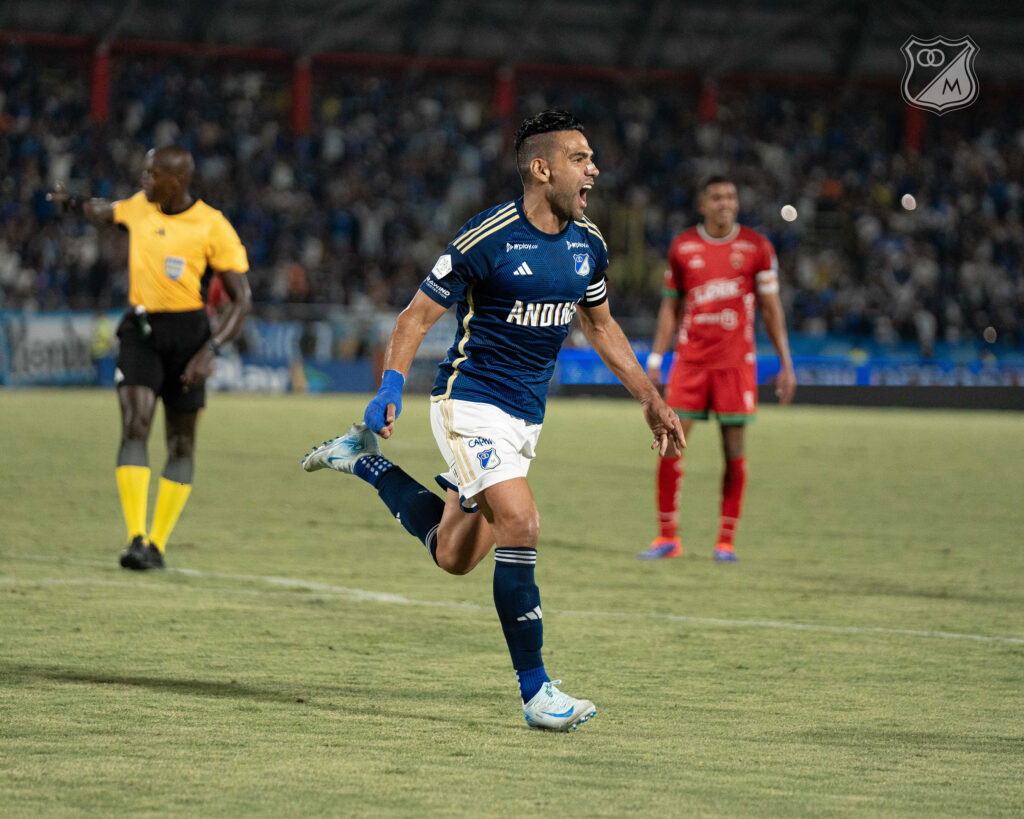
left=301, top=423, right=381, bottom=473
left=522, top=681, right=596, bottom=732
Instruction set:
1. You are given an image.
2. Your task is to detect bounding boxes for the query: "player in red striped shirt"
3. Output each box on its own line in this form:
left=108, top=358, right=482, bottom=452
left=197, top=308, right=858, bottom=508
left=640, top=176, right=796, bottom=561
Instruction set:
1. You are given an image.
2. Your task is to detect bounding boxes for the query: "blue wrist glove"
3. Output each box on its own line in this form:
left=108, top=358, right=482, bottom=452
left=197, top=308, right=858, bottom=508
left=364, top=369, right=405, bottom=433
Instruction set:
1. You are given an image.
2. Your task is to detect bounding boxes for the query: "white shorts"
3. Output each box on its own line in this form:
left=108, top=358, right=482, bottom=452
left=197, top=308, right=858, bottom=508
left=430, top=398, right=542, bottom=505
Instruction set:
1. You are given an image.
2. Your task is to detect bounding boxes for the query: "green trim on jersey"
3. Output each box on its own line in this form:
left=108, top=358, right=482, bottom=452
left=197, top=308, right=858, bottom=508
left=674, top=408, right=710, bottom=421
left=662, top=287, right=681, bottom=298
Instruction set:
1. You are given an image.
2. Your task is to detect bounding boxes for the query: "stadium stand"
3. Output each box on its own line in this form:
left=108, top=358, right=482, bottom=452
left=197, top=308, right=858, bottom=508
left=1, top=34, right=1021, bottom=362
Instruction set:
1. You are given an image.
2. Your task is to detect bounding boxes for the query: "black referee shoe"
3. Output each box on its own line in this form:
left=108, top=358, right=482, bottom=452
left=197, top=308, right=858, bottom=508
left=119, top=535, right=165, bottom=570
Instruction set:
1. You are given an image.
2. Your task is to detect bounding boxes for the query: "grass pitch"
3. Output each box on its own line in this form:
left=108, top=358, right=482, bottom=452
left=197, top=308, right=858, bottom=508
left=1, top=389, right=1022, bottom=817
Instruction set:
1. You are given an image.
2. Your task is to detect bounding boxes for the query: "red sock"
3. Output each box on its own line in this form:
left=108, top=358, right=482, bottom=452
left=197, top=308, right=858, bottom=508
left=717, top=456, right=746, bottom=546
left=657, top=456, right=683, bottom=539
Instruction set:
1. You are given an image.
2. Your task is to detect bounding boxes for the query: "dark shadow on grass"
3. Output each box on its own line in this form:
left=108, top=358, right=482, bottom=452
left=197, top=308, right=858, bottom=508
left=2, top=662, right=312, bottom=704
left=0, top=662, right=485, bottom=726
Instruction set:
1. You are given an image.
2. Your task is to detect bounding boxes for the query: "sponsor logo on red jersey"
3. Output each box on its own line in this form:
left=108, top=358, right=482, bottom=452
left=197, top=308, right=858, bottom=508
left=693, top=308, right=740, bottom=330
left=690, top=277, right=745, bottom=306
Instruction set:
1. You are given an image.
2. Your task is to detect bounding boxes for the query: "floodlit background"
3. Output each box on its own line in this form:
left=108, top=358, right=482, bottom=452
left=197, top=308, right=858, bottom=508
left=1, top=1, right=1022, bottom=398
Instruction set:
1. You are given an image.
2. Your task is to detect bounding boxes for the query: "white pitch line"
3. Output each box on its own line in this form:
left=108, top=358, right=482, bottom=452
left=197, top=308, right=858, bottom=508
left=558, top=609, right=1024, bottom=645
left=5, top=553, right=1024, bottom=646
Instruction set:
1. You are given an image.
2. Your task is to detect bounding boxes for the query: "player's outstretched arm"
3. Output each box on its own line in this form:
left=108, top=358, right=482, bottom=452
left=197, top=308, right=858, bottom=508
left=365, top=290, right=448, bottom=439
left=47, top=183, right=115, bottom=225
left=577, top=302, right=685, bottom=455
left=758, top=290, right=796, bottom=405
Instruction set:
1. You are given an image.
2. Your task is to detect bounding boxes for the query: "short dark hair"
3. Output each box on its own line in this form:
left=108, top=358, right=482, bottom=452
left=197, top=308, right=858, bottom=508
left=700, top=174, right=733, bottom=193
left=514, top=109, right=585, bottom=181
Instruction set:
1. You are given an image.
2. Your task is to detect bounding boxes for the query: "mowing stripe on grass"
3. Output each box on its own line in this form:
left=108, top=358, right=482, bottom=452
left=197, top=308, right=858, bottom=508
left=6, top=553, right=1024, bottom=646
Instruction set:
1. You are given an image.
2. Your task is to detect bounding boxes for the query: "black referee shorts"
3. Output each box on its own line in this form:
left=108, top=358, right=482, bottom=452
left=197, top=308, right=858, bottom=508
left=115, top=308, right=212, bottom=412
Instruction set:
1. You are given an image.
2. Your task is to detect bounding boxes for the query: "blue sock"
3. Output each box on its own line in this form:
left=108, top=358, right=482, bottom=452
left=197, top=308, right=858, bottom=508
left=516, top=667, right=548, bottom=704
left=354, top=455, right=395, bottom=488
left=356, top=456, right=444, bottom=555
left=493, top=547, right=549, bottom=702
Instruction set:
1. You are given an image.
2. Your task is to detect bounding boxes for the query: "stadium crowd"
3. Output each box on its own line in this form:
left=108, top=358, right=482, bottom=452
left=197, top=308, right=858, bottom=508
left=2, top=44, right=1022, bottom=352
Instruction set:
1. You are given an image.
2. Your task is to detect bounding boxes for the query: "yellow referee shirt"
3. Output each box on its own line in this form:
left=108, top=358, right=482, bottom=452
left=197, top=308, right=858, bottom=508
left=113, top=191, right=249, bottom=313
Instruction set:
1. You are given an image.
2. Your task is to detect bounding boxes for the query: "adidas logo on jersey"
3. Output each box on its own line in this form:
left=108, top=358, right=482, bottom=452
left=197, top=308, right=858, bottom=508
left=513, top=262, right=534, bottom=276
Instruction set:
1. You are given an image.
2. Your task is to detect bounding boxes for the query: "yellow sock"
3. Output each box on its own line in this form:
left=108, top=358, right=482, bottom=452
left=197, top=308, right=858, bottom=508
left=148, top=478, right=192, bottom=554
left=115, top=465, right=151, bottom=541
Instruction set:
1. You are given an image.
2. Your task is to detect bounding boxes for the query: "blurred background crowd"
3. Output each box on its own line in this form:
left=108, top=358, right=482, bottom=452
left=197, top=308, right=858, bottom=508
left=2, top=42, right=1022, bottom=355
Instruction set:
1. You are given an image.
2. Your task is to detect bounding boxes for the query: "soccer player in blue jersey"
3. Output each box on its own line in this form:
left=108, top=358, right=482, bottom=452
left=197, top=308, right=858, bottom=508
left=302, top=110, right=685, bottom=732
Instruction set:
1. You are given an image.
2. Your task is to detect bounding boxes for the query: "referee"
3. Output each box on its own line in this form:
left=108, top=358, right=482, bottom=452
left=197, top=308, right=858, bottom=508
left=54, top=146, right=251, bottom=569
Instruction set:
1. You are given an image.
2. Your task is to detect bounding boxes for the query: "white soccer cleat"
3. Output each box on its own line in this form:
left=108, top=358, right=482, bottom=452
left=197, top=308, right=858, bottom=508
left=522, top=680, right=596, bottom=732
left=301, top=423, right=381, bottom=473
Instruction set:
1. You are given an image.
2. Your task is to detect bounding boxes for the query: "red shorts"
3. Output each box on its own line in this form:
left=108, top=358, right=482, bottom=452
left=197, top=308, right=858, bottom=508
left=665, top=363, right=756, bottom=423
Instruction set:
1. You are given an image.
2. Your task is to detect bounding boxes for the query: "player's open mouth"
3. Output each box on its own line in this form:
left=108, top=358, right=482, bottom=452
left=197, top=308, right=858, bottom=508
left=580, top=183, right=593, bottom=206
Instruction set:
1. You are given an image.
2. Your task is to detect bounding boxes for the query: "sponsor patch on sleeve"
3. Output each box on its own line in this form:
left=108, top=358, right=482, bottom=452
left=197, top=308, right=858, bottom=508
left=755, top=269, right=779, bottom=294
left=431, top=254, right=453, bottom=279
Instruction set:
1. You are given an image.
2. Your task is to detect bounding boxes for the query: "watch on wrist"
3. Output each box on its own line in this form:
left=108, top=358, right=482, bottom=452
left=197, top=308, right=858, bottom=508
left=207, top=340, right=221, bottom=356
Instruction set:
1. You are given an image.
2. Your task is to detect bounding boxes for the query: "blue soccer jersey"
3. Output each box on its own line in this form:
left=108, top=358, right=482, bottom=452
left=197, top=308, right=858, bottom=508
left=420, top=198, right=610, bottom=423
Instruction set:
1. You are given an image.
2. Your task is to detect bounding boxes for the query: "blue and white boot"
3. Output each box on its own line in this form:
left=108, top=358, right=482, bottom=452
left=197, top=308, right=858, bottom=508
left=302, top=423, right=381, bottom=473
left=522, top=680, right=596, bottom=732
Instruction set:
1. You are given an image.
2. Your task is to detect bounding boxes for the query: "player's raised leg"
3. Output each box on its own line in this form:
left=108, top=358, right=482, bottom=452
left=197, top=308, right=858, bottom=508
left=431, top=485, right=494, bottom=574
left=116, top=385, right=162, bottom=570
left=301, top=422, right=496, bottom=573
left=302, top=424, right=449, bottom=561
left=714, top=423, right=747, bottom=562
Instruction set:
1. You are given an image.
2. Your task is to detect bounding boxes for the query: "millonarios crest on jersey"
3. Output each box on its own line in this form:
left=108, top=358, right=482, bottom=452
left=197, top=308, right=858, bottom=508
left=900, top=36, right=979, bottom=115
left=573, top=253, right=591, bottom=277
